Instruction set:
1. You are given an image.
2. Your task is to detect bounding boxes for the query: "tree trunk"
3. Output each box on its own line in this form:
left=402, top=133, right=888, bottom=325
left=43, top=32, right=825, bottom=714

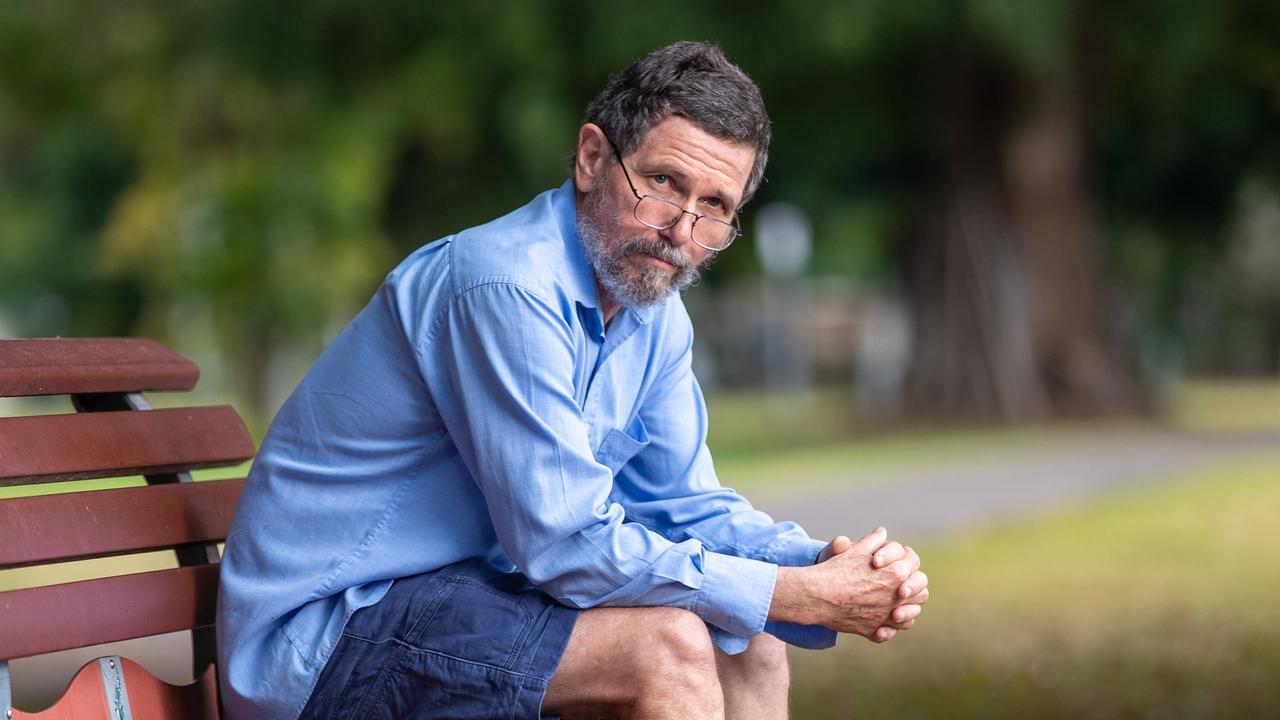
left=1005, top=76, right=1139, bottom=415
left=903, top=37, right=1140, bottom=422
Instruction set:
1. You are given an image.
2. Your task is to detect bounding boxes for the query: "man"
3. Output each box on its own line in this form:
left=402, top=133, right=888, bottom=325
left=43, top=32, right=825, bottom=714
left=218, top=41, right=928, bottom=719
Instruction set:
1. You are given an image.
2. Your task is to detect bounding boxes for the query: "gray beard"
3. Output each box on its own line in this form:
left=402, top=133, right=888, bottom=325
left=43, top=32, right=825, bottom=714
left=577, top=187, right=706, bottom=309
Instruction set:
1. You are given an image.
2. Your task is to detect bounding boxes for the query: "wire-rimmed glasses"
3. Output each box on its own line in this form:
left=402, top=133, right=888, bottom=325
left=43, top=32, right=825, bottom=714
left=607, top=138, right=741, bottom=252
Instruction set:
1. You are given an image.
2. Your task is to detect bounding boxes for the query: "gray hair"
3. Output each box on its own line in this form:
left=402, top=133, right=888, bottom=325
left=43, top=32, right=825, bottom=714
left=574, top=41, right=771, bottom=207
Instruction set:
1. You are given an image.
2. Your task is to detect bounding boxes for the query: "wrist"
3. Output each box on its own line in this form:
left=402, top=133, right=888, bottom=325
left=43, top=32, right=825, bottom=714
left=768, top=565, right=822, bottom=626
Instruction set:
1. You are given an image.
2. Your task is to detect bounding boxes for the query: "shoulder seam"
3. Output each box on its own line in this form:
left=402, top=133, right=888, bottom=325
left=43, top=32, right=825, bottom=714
left=421, top=276, right=562, bottom=347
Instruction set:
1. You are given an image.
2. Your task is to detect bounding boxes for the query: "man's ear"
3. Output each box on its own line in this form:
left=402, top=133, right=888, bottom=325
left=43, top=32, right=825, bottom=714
left=574, top=124, right=610, bottom=193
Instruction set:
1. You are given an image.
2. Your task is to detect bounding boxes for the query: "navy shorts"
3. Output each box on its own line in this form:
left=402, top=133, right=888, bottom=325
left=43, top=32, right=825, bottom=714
left=298, top=558, right=580, bottom=720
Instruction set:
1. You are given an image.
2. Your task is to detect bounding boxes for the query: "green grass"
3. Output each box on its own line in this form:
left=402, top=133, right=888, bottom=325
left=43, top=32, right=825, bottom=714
left=789, top=455, right=1280, bottom=719
left=1167, top=377, right=1280, bottom=434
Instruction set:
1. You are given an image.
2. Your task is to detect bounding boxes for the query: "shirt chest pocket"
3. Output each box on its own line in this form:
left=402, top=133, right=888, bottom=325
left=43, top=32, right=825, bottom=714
left=593, top=416, right=650, bottom=475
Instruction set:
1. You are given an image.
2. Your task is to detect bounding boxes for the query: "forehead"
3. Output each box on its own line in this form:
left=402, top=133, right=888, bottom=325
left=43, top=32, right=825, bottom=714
left=629, top=116, right=755, bottom=205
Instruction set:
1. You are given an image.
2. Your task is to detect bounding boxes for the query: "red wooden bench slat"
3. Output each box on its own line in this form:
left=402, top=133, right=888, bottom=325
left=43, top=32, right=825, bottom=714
left=0, top=565, right=219, bottom=660
left=0, top=406, right=255, bottom=486
left=0, top=338, right=200, bottom=398
left=0, top=479, right=244, bottom=569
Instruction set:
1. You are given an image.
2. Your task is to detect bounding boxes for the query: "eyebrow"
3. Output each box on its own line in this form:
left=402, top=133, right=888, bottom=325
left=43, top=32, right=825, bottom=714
left=636, top=161, right=740, bottom=213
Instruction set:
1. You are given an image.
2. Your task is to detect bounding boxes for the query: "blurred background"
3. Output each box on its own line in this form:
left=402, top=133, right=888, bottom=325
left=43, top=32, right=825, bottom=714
left=1, top=1, right=1278, bottom=717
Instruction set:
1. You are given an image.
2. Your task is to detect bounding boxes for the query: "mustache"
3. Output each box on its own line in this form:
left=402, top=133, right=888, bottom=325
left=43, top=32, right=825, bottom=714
left=620, top=237, right=692, bottom=270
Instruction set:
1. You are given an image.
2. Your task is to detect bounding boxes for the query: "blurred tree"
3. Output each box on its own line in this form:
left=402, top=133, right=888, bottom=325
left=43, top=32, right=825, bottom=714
left=899, top=2, right=1138, bottom=420
left=1, top=0, right=1276, bottom=419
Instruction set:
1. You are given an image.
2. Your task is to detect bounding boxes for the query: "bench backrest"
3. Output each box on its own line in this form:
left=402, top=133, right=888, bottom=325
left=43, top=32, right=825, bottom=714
left=0, top=338, right=255, bottom=718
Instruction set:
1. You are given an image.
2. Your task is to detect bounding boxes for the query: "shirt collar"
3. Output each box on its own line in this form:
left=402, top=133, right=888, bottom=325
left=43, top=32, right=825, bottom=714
left=551, top=179, right=658, bottom=331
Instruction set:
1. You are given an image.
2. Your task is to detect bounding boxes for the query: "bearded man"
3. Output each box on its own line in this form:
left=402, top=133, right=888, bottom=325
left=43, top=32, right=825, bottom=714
left=218, top=41, right=928, bottom=720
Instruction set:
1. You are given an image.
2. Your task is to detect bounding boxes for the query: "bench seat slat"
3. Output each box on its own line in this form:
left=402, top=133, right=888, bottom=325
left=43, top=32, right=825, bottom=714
left=0, top=479, right=243, bottom=568
left=0, top=338, right=199, bottom=398
left=0, top=407, right=254, bottom=486
left=0, top=565, right=219, bottom=660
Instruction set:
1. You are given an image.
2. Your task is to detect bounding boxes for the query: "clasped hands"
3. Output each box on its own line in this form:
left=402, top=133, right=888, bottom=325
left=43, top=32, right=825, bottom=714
left=771, top=527, right=928, bottom=643
left=818, top=527, right=928, bottom=642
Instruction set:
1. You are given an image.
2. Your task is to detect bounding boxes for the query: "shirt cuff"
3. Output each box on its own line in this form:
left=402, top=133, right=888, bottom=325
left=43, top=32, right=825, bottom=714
left=694, top=551, right=777, bottom=639
left=765, top=536, right=828, bottom=567
left=764, top=620, right=838, bottom=649
left=707, top=624, right=751, bottom=655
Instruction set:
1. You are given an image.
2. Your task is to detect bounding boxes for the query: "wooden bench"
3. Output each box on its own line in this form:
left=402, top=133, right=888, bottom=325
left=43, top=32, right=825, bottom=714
left=0, top=338, right=255, bottom=719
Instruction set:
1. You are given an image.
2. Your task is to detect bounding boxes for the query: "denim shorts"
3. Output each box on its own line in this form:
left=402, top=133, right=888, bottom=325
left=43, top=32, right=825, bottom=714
left=298, top=557, right=580, bottom=720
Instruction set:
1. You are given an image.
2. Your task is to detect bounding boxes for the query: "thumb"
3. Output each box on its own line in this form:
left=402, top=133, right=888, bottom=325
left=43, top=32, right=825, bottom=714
left=851, top=527, right=888, bottom=555
left=818, top=535, right=854, bottom=563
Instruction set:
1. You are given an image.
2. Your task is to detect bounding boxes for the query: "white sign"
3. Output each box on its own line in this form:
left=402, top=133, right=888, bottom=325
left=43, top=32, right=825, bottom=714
left=755, top=202, right=812, bottom=278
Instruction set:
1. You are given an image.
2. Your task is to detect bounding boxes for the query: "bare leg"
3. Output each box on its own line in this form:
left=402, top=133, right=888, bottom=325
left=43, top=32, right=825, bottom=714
left=543, top=607, right=725, bottom=720
left=715, top=632, right=790, bottom=720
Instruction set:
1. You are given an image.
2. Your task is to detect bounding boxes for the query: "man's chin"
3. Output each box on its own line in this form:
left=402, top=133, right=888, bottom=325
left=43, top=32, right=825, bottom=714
left=608, top=275, right=675, bottom=309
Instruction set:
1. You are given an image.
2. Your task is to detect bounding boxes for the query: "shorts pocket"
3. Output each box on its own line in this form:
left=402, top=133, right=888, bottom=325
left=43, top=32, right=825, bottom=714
left=408, top=577, right=535, bottom=671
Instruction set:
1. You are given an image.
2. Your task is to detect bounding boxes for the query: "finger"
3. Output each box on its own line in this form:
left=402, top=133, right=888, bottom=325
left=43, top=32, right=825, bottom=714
left=883, top=556, right=917, bottom=589
left=817, top=535, right=852, bottom=563
left=900, top=587, right=930, bottom=606
left=872, top=541, right=905, bottom=569
left=852, top=527, right=889, bottom=555
left=832, top=535, right=854, bottom=555
left=873, top=626, right=898, bottom=643
left=902, top=546, right=922, bottom=574
left=896, top=618, right=916, bottom=630
left=898, top=570, right=929, bottom=599
left=892, top=603, right=922, bottom=624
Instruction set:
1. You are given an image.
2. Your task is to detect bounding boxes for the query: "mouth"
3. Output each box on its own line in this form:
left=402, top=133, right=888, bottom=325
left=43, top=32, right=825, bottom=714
left=637, top=253, right=679, bottom=272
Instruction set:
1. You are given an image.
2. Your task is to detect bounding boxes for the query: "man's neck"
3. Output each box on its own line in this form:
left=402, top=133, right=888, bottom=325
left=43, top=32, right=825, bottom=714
left=597, top=283, right=621, bottom=325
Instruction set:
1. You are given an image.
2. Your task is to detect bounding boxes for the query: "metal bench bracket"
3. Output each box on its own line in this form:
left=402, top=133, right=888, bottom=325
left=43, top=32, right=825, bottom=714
left=1, top=660, right=12, bottom=718
left=99, top=656, right=134, bottom=720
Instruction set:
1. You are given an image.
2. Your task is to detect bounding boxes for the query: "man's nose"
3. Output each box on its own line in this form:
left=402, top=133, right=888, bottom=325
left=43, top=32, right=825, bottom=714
left=660, top=210, right=697, bottom=248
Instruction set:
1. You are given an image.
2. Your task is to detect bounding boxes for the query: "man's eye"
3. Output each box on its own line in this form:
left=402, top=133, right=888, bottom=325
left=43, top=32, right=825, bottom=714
left=651, top=175, right=669, bottom=186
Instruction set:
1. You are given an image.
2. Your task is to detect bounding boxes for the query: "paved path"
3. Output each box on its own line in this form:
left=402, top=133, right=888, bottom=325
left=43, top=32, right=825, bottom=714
left=750, top=426, right=1280, bottom=543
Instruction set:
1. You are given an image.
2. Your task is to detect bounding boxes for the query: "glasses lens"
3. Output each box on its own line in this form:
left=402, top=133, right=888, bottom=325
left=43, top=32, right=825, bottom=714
left=635, top=196, right=683, bottom=229
left=693, top=218, right=737, bottom=250
left=633, top=196, right=738, bottom=250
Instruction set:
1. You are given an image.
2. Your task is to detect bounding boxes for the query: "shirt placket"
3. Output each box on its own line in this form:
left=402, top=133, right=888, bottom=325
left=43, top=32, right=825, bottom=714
left=581, top=308, right=648, bottom=451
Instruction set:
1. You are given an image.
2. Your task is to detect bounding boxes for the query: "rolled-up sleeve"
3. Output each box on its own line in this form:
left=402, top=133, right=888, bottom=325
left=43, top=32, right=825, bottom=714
left=418, top=280, right=775, bottom=639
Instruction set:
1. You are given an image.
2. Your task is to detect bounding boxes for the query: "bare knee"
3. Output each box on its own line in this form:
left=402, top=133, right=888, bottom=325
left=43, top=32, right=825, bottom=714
left=646, top=608, right=716, bottom=669
left=544, top=607, right=724, bottom=719
left=739, top=633, right=790, bottom=687
left=635, top=608, right=723, bottom=713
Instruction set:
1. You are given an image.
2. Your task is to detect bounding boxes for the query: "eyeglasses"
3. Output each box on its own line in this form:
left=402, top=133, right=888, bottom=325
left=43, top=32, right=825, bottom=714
left=607, top=138, right=741, bottom=252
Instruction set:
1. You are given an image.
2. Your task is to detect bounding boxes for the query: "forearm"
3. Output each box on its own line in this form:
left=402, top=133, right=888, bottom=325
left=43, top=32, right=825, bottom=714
left=767, top=565, right=824, bottom=627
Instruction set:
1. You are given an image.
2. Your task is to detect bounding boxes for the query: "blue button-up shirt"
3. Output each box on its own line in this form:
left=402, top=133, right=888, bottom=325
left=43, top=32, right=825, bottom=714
left=217, top=180, right=836, bottom=719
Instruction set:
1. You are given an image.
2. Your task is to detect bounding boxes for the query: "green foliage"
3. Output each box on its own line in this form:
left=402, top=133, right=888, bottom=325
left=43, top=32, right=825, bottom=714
left=2, top=1, right=1277, bottom=410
